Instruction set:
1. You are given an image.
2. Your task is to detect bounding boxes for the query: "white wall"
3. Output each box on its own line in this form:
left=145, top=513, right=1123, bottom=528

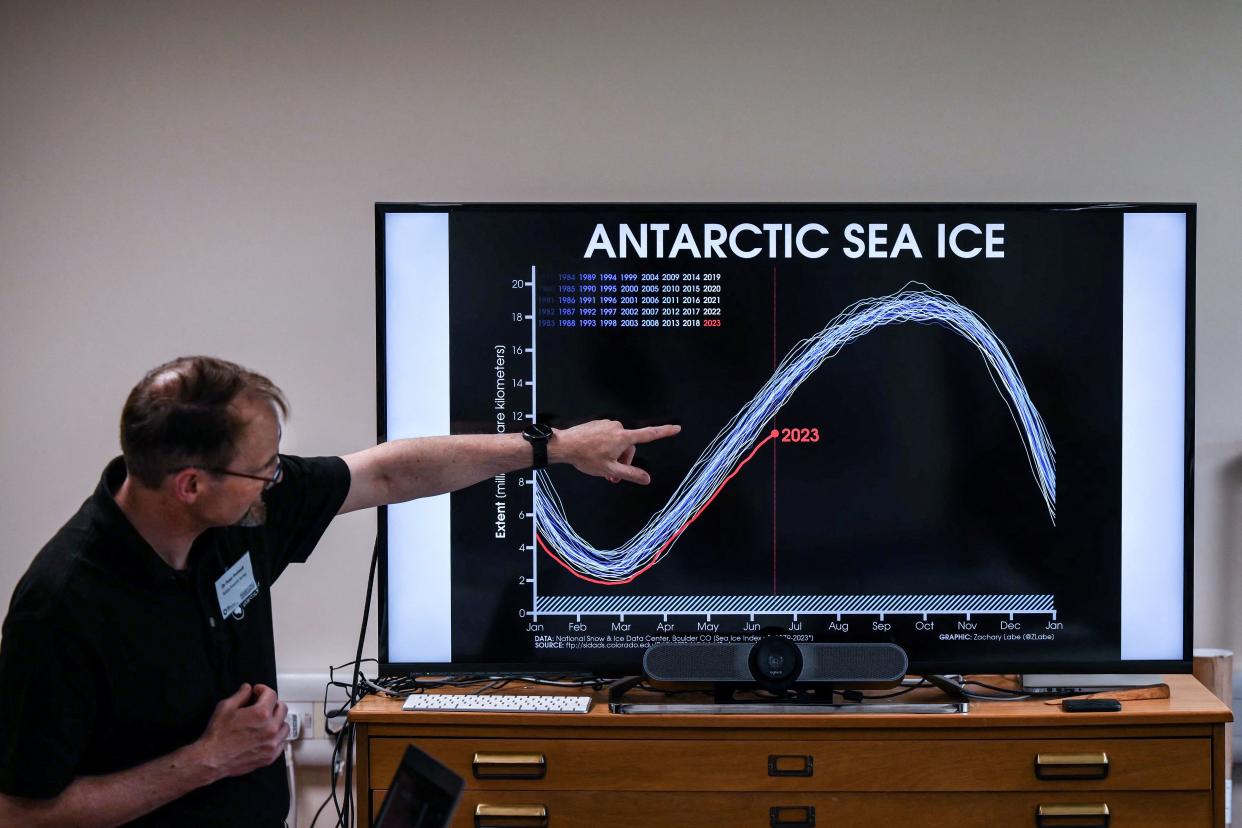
left=4, top=0, right=1242, bottom=819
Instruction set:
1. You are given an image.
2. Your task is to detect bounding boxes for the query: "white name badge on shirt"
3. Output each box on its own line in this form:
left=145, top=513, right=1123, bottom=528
left=215, top=551, right=260, bottom=621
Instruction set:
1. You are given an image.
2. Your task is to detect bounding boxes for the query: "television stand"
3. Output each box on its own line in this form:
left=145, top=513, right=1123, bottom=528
left=351, top=673, right=1231, bottom=827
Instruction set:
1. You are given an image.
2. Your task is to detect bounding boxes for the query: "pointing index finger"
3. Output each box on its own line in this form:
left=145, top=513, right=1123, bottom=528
left=628, top=424, right=681, bottom=445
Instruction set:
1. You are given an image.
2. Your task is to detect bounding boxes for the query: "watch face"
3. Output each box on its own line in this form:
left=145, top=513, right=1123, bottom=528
left=525, top=422, right=553, bottom=441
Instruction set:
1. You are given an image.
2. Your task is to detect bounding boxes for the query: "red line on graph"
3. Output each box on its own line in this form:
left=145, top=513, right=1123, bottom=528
left=537, top=429, right=781, bottom=586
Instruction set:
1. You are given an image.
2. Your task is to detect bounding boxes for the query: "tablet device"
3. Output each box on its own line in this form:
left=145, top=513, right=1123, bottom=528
left=374, top=743, right=465, bottom=828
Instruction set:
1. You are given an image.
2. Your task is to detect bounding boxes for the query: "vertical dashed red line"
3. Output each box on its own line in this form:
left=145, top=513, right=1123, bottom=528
left=772, top=265, right=778, bottom=595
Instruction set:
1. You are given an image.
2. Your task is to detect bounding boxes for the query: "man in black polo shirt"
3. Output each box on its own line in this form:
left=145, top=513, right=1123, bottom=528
left=0, top=356, right=678, bottom=826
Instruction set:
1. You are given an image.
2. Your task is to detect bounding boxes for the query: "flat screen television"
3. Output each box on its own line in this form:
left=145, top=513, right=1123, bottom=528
left=377, top=203, right=1193, bottom=678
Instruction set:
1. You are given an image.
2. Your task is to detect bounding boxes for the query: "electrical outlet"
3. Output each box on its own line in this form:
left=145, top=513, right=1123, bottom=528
left=285, top=702, right=314, bottom=741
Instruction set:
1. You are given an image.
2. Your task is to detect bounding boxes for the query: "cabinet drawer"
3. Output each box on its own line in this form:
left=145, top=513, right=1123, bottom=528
left=369, top=737, right=1209, bottom=792
left=369, top=790, right=1212, bottom=828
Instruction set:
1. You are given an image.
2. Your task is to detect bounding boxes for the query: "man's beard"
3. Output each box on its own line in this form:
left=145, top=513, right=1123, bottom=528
left=235, top=499, right=267, bottom=528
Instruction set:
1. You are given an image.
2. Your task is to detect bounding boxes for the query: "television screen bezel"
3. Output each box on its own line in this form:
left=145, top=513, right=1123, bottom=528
left=375, top=201, right=1195, bottom=679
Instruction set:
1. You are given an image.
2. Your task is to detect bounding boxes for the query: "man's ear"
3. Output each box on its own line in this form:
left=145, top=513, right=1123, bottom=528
left=170, top=468, right=203, bottom=504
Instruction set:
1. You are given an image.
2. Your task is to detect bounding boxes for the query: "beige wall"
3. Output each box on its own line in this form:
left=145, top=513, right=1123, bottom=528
left=4, top=1, right=1242, bottom=821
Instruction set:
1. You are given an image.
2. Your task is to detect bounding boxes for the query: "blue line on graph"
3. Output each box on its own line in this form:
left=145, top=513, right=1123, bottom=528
left=535, top=283, right=1056, bottom=584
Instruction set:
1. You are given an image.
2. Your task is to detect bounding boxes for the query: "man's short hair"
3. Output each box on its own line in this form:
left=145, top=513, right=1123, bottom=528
left=120, top=356, right=289, bottom=489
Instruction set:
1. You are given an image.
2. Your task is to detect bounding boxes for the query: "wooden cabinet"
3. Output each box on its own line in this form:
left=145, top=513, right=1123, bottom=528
left=350, top=674, right=1231, bottom=827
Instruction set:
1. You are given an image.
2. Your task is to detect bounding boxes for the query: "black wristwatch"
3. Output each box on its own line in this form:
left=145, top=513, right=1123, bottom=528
left=522, top=422, right=554, bottom=470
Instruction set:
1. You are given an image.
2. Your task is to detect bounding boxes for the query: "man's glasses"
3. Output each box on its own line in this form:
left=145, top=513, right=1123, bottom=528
left=174, top=456, right=284, bottom=490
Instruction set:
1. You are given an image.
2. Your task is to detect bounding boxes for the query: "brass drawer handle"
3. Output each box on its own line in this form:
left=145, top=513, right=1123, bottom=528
left=1034, top=752, right=1110, bottom=780
left=770, top=805, right=815, bottom=827
left=475, top=804, right=549, bottom=828
left=1035, top=803, right=1110, bottom=827
left=768, top=754, right=814, bottom=777
left=472, top=752, right=547, bottom=780
left=471, top=754, right=546, bottom=779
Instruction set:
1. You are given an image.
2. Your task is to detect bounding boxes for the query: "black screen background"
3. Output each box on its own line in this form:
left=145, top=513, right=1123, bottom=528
left=421, top=206, right=1142, bottom=674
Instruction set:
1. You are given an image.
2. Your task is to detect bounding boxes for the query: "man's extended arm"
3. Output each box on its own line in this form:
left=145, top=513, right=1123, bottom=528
left=0, top=683, right=288, bottom=828
left=338, top=419, right=680, bottom=514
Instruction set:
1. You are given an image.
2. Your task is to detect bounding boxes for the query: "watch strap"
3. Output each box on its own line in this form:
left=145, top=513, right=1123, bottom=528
left=530, top=437, right=548, bottom=470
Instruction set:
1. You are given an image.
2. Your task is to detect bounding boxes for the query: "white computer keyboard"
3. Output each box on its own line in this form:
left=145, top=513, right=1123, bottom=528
left=402, top=694, right=593, bottom=714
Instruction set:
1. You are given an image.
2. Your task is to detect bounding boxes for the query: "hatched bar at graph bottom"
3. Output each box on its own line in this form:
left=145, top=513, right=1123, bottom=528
left=533, top=594, right=1055, bottom=616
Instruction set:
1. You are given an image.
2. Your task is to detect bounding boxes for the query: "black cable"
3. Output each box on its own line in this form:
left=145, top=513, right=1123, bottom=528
left=924, top=675, right=1097, bottom=702
left=310, top=671, right=346, bottom=828
left=963, top=677, right=1066, bottom=696
left=310, top=720, right=348, bottom=828
left=339, top=538, right=380, bottom=826
left=320, top=661, right=359, bottom=827
left=307, top=791, right=334, bottom=828
left=633, top=681, right=711, bottom=697
left=310, top=540, right=381, bottom=828
left=857, top=677, right=930, bottom=700
left=304, top=754, right=335, bottom=824
left=472, top=679, right=508, bottom=695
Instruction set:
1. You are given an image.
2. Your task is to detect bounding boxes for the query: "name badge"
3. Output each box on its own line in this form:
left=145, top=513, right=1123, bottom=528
left=215, top=551, right=260, bottom=621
